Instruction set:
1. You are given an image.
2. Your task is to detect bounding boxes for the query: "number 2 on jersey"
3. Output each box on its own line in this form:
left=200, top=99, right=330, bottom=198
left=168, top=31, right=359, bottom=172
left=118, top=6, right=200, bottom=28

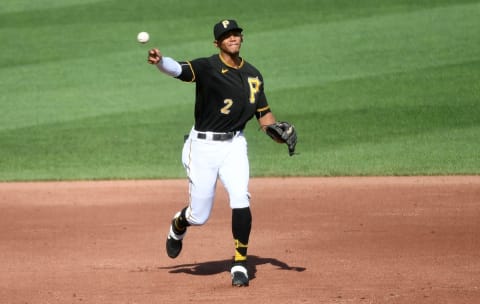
left=221, top=99, right=234, bottom=114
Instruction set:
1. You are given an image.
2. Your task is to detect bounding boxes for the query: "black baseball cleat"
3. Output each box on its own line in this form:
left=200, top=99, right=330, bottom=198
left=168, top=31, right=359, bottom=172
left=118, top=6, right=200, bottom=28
left=166, top=235, right=182, bottom=259
left=165, top=212, right=186, bottom=259
left=232, top=271, right=249, bottom=287
left=231, top=262, right=249, bottom=287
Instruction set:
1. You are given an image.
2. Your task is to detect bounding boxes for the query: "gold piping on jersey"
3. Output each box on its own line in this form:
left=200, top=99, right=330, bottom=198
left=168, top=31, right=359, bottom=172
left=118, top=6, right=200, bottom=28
left=185, top=61, right=196, bottom=82
left=255, top=105, right=271, bottom=119
left=256, top=105, right=270, bottom=113
left=218, top=54, right=244, bottom=69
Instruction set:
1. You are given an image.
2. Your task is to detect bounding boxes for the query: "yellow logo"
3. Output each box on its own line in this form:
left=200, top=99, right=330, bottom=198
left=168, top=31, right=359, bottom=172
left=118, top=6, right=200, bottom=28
left=222, top=20, right=230, bottom=28
left=221, top=68, right=229, bottom=74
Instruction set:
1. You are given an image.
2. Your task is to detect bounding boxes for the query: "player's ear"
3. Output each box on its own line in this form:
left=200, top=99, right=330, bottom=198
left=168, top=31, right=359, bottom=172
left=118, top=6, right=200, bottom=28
left=213, top=40, right=219, bottom=48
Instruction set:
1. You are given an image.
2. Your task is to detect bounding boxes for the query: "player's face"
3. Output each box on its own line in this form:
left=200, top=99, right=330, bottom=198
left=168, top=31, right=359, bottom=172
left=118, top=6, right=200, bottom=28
left=217, top=31, right=243, bottom=55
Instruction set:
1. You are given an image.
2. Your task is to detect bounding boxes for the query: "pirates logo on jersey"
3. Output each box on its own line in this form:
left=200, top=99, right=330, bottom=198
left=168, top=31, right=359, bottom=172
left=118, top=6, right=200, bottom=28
left=247, top=77, right=261, bottom=103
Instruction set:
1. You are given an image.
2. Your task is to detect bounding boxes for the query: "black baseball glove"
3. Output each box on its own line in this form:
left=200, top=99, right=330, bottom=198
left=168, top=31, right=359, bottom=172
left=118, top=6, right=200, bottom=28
left=265, top=121, right=297, bottom=156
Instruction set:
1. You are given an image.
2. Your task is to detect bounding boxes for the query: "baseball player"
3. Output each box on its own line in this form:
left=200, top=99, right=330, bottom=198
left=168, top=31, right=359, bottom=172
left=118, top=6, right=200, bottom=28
left=147, top=19, right=296, bottom=287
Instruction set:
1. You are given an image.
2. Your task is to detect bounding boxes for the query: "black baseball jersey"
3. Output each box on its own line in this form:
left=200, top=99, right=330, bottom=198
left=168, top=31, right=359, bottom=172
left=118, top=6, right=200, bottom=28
left=176, top=54, right=271, bottom=132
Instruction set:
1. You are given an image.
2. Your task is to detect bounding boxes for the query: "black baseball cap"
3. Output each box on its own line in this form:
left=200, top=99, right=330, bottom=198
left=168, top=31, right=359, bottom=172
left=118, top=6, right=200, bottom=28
left=213, top=19, right=243, bottom=41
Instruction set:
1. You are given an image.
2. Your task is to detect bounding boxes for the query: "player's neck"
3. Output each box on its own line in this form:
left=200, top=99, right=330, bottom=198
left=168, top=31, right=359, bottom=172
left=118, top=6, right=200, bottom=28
left=219, top=51, right=242, bottom=69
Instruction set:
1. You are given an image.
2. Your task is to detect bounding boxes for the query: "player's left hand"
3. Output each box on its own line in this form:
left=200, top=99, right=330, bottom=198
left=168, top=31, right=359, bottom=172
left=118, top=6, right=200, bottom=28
left=265, top=121, right=297, bottom=156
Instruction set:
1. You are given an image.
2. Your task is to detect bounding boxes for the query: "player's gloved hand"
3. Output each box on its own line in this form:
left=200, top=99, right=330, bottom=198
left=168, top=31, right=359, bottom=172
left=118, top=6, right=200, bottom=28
left=148, top=48, right=162, bottom=64
left=265, top=121, right=297, bottom=156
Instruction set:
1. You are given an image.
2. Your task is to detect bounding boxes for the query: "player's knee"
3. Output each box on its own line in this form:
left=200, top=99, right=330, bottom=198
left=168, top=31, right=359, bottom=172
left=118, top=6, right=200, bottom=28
left=186, top=205, right=211, bottom=225
left=188, top=213, right=209, bottom=225
left=187, top=194, right=215, bottom=225
left=229, top=192, right=251, bottom=209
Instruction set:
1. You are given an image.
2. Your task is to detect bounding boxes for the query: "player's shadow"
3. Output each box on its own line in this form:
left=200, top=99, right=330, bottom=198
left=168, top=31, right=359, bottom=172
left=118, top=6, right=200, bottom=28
left=159, top=255, right=306, bottom=281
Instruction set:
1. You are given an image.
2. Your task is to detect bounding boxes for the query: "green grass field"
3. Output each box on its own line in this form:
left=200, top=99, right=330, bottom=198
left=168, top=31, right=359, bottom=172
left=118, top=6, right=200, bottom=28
left=1, top=0, right=479, bottom=181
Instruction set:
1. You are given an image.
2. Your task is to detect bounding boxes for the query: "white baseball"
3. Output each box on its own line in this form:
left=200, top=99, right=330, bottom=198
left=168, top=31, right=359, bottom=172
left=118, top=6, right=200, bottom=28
left=137, top=31, right=150, bottom=44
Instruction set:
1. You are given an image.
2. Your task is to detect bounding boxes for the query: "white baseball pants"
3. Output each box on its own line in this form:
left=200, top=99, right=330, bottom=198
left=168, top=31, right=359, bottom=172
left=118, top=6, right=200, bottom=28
left=181, top=128, right=251, bottom=225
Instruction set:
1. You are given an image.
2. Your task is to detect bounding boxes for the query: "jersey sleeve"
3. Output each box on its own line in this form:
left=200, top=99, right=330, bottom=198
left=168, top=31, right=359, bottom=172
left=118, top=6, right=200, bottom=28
left=175, top=58, right=210, bottom=82
left=255, top=104, right=271, bottom=119
left=175, top=61, right=196, bottom=82
left=254, top=75, right=271, bottom=119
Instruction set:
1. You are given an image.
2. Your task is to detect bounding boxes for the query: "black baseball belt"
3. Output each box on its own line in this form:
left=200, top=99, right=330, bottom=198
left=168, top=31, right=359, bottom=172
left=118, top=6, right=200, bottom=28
left=197, top=131, right=236, bottom=141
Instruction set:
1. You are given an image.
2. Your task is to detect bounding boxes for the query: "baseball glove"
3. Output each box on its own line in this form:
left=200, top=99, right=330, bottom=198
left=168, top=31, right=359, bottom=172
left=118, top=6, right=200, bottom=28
left=265, top=121, right=297, bottom=156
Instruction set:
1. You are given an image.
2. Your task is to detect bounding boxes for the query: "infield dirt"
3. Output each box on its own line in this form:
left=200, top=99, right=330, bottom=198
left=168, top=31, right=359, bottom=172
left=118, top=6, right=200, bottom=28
left=1, top=177, right=479, bottom=303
